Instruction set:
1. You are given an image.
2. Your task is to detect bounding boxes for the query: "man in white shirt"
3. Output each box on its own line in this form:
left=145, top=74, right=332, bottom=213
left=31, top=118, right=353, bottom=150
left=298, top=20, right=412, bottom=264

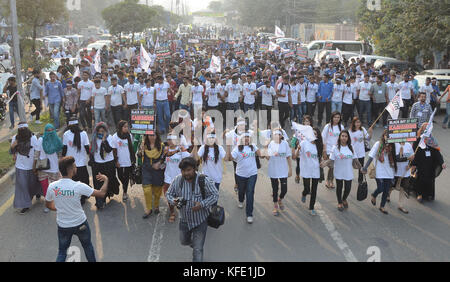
left=386, top=74, right=399, bottom=101
left=357, top=75, right=373, bottom=126
left=243, top=74, right=257, bottom=113
left=191, top=78, right=205, bottom=111
left=123, top=74, right=140, bottom=124
left=225, top=75, right=242, bottom=112
left=91, top=79, right=109, bottom=125
left=206, top=80, right=220, bottom=110
left=398, top=74, right=414, bottom=118
left=154, top=75, right=172, bottom=135
left=419, top=77, right=434, bottom=105
left=108, top=77, right=125, bottom=127
left=258, top=79, right=276, bottom=124
left=306, top=75, right=318, bottom=117
left=46, top=156, right=108, bottom=262
left=139, top=78, right=155, bottom=109
left=77, top=71, right=94, bottom=132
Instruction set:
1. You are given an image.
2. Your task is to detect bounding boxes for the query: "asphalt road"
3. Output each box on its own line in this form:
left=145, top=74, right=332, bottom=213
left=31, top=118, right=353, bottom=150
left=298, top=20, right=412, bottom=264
left=0, top=115, right=449, bottom=262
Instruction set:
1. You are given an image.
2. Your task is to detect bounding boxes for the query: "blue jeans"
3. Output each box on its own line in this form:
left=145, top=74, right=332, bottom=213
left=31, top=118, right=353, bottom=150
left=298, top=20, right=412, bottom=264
left=156, top=100, right=171, bottom=134
left=358, top=100, right=372, bottom=125
left=142, top=106, right=154, bottom=111
left=373, top=178, right=393, bottom=208
left=291, top=104, right=302, bottom=122
left=56, top=220, right=96, bottom=262
left=179, top=220, right=208, bottom=262
left=331, top=101, right=342, bottom=113
left=9, top=101, right=18, bottom=127
left=443, top=103, right=450, bottom=126
left=236, top=174, right=258, bottom=217
left=179, top=104, right=190, bottom=112
left=243, top=103, right=254, bottom=113
left=94, top=108, right=106, bottom=125
left=227, top=102, right=239, bottom=112
left=49, top=102, right=61, bottom=129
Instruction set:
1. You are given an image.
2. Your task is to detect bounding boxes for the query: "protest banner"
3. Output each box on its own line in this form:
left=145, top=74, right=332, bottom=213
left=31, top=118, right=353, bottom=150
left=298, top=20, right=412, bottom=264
left=131, top=109, right=156, bottom=135
left=387, top=118, right=418, bottom=143
left=156, top=48, right=172, bottom=59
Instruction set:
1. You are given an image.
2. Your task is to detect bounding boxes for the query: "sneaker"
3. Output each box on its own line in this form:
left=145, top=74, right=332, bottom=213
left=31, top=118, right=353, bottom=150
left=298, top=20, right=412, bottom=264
left=238, top=202, right=244, bottom=209
left=301, top=195, right=306, bottom=203
left=247, top=216, right=253, bottom=224
left=310, top=210, right=317, bottom=216
left=123, top=193, right=129, bottom=201
left=9, top=125, right=14, bottom=130
left=35, top=120, right=42, bottom=124
left=19, top=208, right=29, bottom=215
left=43, top=208, right=50, bottom=213
left=295, top=175, right=300, bottom=184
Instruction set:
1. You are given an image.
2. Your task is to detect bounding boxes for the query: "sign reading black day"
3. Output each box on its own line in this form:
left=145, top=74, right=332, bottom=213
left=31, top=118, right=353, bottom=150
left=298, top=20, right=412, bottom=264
left=131, top=109, right=155, bottom=135
left=387, top=118, right=418, bottom=143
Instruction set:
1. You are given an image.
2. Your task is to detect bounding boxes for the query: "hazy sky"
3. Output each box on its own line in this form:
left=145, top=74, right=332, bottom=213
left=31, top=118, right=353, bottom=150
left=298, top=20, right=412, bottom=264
left=138, top=0, right=213, bottom=12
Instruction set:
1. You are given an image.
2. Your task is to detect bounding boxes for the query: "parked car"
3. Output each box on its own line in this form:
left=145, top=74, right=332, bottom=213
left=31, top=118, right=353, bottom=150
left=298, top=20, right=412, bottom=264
left=318, top=50, right=359, bottom=61
left=374, top=58, right=424, bottom=73
left=305, top=40, right=373, bottom=59
left=348, top=55, right=397, bottom=65
left=419, top=69, right=450, bottom=76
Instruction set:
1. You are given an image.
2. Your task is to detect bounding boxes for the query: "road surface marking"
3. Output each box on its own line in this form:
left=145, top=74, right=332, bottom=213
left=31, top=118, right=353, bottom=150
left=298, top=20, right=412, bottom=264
left=147, top=207, right=167, bottom=262
left=316, top=202, right=359, bottom=262
left=93, top=214, right=104, bottom=260
left=0, top=195, right=14, bottom=217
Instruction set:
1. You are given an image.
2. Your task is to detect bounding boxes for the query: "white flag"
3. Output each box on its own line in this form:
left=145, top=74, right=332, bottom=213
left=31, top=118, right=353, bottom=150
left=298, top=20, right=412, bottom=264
left=209, top=55, right=221, bottom=73
left=385, top=91, right=404, bottom=120
left=72, top=66, right=80, bottom=82
left=291, top=122, right=316, bottom=142
left=93, top=51, right=101, bottom=73
left=269, top=41, right=279, bottom=52
left=419, top=108, right=437, bottom=149
left=155, top=37, right=160, bottom=49
left=314, top=51, right=321, bottom=67
left=176, top=25, right=181, bottom=34
left=336, top=48, right=344, bottom=63
left=275, top=25, right=285, bottom=38
left=140, top=43, right=152, bottom=71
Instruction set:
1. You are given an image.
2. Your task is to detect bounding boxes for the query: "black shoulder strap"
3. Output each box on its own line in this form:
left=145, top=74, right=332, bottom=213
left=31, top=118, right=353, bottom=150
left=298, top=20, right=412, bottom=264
left=198, top=174, right=206, bottom=200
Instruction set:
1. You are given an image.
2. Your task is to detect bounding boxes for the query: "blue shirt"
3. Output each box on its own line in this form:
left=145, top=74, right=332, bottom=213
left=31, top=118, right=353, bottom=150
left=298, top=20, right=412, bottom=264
left=431, top=84, right=440, bottom=101
left=45, top=80, right=64, bottom=104
left=317, top=81, right=334, bottom=102
left=30, top=77, right=43, bottom=100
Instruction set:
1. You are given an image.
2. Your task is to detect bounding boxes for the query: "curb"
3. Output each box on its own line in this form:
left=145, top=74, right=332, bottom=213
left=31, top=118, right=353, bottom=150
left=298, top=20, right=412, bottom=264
left=0, top=168, right=15, bottom=191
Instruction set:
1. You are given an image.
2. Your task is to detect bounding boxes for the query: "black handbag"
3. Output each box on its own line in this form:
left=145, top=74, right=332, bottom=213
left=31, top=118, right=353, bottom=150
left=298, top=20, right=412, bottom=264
left=36, top=158, right=50, bottom=171
left=133, top=165, right=142, bottom=185
left=357, top=176, right=368, bottom=201
left=255, top=156, right=261, bottom=169
left=199, top=174, right=225, bottom=229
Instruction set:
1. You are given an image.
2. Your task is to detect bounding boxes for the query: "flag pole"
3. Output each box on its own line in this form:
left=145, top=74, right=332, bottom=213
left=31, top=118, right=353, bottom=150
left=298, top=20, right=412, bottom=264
left=368, top=108, right=387, bottom=131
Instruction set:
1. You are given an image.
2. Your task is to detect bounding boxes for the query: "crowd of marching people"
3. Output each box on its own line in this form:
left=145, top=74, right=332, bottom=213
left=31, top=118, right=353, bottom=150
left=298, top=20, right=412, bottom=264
left=7, top=25, right=448, bottom=262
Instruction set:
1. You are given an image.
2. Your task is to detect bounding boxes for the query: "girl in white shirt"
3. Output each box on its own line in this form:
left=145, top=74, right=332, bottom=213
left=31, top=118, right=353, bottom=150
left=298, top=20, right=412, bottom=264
left=362, top=130, right=397, bottom=214
left=321, top=112, right=345, bottom=189
left=390, top=142, right=415, bottom=214
left=264, top=129, right=292, bottom=216
left=349, top=117, right=373, bottom=184
left=291, top=115, right=312, bottom=184
left=325, top=130, right=360, bottom=211
left=294, top=127, right=324, bottom=216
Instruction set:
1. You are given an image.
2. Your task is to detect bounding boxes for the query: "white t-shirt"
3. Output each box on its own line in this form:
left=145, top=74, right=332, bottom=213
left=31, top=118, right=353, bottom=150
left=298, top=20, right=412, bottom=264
left=243, top=82, right=257, bottom=105
left=12, top=135, right=39, bottom=170
left=124, top=83, right=139, bottom=105
left=92, top=87, right=107, bottom=109
left=93, top=135, right=115, bottom=163
left=112, top=133, right=132, bottom=167
left=349, top=128, right=369, bottom=158
left=330, top=145, right=357, bottom=181
left=192, top=85, right=204, bottom=105
left=108, top=85, right=124, bottom=107
left=298, top=82, right=307, bottom=103
left=197, top=145, right=226, bottom=184
left=386, top=82, right=399, bottom=101
left=78, top=80, right=94, bottom=101
left=395, top=142, right=414, bottom=177
left=332, top=84, right=345, bottom=102
left=45, top=178, right=94, bottom=228
left=299, top=140, right=320, bottom=179
left=277, top=83, right=290, bottom=103
left=37, top=137, right=59, bottom=173
left=231, top=145, right=259, bottom=178
left=164, top=148, right=191, bottom=184
left=368, top=141, right=395, bottom=179
left=258, top=85, right=275, bottom=106
left=206, top=87, right=219, bottom=107
left=225, top=83, right=242, bottom=103
left=398, top=81, right=413, bottom=100
left=358, top=81, right=372, bottom=101
left=154, top=82, right=170, bottom=101
left=140, top=86, right=155, bottom=107
left=322, top=124, right=344, bottom=154
left=63, top=130, right=90, bottom=167
left=267, top=140, right=291, bottom=179
left=420, top=84, right=434, bottom=104
left=290, top=83, right=299, bottom=105
left=306, top=83, right=318, bottom=103
left=343, top=84, right=354, bottom=105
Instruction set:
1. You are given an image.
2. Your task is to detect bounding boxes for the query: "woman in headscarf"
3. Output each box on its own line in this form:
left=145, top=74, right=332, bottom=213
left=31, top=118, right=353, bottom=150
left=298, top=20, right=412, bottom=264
left=89, top=122, right=120, bottom=209
left=139, top=130, right=165, bottom=218
left=411, top=123, right=446, bottom=202
left=10, top=122, right=41, bottom=214
left=62, top=118, right=90, bottom=204
left=35, top=123, right=63, bottom=213
left=112, top=120, right=136, bottom=202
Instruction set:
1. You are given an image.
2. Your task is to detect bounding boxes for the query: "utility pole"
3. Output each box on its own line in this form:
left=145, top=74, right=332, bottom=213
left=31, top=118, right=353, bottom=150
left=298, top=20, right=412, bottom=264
left=9, top=0, right=26, bottom=123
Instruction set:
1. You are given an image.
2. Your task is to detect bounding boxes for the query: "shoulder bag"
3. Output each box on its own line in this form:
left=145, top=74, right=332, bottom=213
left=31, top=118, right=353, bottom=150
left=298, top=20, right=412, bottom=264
left=199, top=174, right=225, bottom=229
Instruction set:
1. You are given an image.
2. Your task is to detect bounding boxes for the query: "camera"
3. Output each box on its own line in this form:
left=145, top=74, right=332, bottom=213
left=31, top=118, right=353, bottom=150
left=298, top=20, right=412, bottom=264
left=175, top=197, right=187, bottom=209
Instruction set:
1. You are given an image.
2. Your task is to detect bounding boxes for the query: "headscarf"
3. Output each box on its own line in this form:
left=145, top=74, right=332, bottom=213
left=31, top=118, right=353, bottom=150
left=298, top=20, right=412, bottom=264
left=42, top=124, right=62, bottom=155
left=15, top=124, right=33, bottom=157
left=91, top=122, right=109, bottom=160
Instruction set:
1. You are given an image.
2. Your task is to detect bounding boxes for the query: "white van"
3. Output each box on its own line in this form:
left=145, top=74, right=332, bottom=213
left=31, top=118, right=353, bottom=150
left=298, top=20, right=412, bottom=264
left=47, top=38, right=70, bottom=52
left=306, top=40, right=373, bottom=59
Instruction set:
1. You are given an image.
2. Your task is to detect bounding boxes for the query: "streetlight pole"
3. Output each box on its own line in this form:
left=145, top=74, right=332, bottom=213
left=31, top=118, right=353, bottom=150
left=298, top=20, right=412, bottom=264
left=9, top=0, right=26, bottom=123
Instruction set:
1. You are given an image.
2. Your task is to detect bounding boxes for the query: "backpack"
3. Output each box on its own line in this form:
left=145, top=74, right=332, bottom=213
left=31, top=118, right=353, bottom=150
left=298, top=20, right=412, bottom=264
left=198, top=174, right=225, bottom=229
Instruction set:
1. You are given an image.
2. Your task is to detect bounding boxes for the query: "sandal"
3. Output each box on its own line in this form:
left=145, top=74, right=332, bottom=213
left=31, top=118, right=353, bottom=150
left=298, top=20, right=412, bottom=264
left=278, top=199, right=285, bottom=211
left=337, top=205, right=344, bottom=212
left=370, top=196, right=376, bottom=206
left=398, top=207, right=409, bottom=214
left=168, top=213, right=176, bottom=223
left=142, top=210, right=152, bottom=219
left=295, top=175, right=300, bottom=184
left=272, top=206, right=279, bottom=216
left=154, top=208, right=160, bottom=215
left=417, top=196, right=423, bottom=203
left=343, top=201, right=349, bottom=209
left=379, top=208, right=388, bottom=215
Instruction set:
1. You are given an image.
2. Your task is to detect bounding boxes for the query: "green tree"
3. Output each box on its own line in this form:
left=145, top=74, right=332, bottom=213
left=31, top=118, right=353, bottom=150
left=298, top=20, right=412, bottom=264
left=102, top=0, right=156, bottom=41
left=13, top=0, right=68, bottom=52
left=357, top=0, right=450, bottom=61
